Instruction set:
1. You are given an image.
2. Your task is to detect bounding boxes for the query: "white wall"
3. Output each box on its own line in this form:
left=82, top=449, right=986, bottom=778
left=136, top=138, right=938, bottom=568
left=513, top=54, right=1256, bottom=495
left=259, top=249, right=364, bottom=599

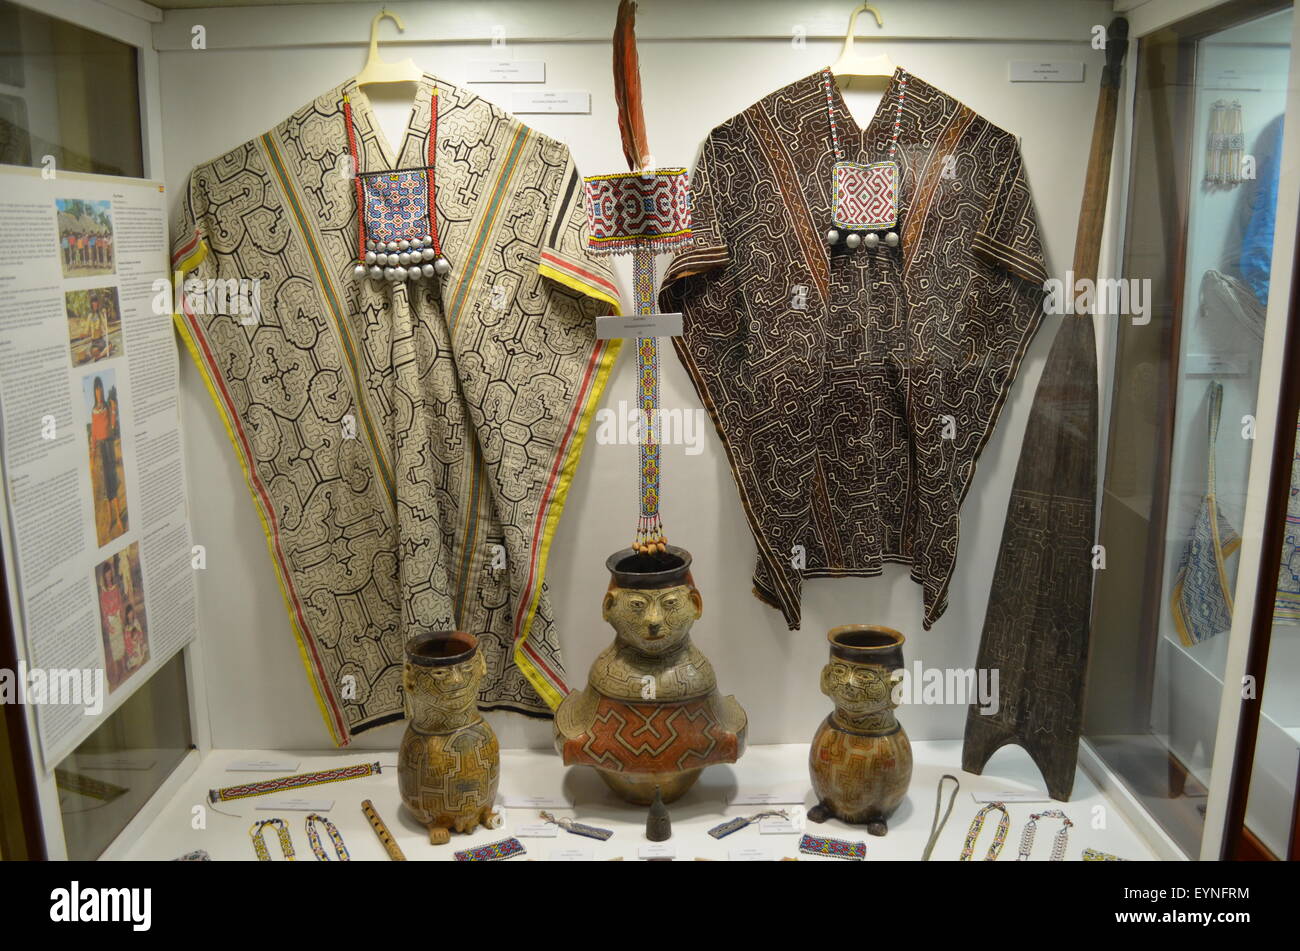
left=155, top=0, right=1114, bottom=752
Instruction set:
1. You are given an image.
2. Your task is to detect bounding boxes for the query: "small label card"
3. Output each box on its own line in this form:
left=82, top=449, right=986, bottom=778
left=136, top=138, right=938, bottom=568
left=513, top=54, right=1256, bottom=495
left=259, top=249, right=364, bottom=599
left=227, top=758, right=301, bottom=772
left=255, top=797, right=333, bottom=811
left=514, top=823, right=560, bottom=838
left=638, top=842, right=676, bottom=860
left=729, top=847, right=775, bottom=861
left=759, top=816, right=803, bottom=835
left=1009, top=61, right=1085, bottom=83
left=1185, top=352, right=1249, bottom=377
left=549, top=847, right=594, bottom=861
left=729, top=790, right=806, bottom=806
left=971, top=789, right=1051, bottom=804
left=501, top=793, right=569, bottom=808
left=511, top=90, right=591, bottom=114
left=76, top=753, right=157, bottom=771
left=466, top=60, right=546, bottom=83
left=596, top=312, right=683, bottom=340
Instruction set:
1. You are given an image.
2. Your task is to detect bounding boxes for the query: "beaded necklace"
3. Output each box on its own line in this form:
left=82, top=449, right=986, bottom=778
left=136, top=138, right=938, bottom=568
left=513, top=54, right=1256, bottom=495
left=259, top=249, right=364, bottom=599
left=249, top=818, right=296, bottom=861
left=305, top=813, right=350, bottom=861
left=820, top=67, right=907, bottom=251
left=1017, top=809, right=1073, bottom=861
left=343, top=86, right=451, bottom=285
left=959, top=801, right=1010, bottom=861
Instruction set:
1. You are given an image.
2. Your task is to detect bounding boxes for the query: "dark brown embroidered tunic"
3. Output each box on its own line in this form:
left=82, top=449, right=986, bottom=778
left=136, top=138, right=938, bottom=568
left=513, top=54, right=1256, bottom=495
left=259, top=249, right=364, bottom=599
left=660, top=69, right=1048, bottom=630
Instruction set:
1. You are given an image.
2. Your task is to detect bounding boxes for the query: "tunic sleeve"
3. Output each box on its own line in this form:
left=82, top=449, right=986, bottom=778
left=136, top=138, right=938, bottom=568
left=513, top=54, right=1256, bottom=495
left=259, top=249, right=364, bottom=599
left=662, top=136, right=729, bottom=283
left=971, top=143, right=1048, bottom=286
left=537, top=151, right=623, bottom=315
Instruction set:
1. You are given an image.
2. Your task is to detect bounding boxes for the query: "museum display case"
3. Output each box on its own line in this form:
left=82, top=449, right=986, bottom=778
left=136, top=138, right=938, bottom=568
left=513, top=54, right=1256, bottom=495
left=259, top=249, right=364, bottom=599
left=0, top=0, right=1296, bottom=877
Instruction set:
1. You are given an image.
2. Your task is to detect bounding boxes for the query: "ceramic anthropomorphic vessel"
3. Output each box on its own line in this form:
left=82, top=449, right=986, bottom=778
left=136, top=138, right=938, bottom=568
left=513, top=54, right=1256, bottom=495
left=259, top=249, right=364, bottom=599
left=808, top=625, right=913, bottom=836
left=555, top=547, right=747, bottom=804
left=398, top=631, right=503, bottom=844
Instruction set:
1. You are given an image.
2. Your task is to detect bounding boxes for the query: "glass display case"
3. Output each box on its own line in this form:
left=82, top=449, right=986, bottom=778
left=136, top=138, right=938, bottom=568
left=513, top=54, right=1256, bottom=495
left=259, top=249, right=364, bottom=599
left=1087, top=0, right=1298, bottom=860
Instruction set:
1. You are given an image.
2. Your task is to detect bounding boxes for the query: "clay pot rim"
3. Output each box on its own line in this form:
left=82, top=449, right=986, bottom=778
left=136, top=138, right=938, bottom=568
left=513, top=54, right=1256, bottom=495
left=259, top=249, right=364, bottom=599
left=405, top=630, right=478, bottom=667
left=826, top=624, right=906, bottom=654
left=605, top=545, right=693, bottom=589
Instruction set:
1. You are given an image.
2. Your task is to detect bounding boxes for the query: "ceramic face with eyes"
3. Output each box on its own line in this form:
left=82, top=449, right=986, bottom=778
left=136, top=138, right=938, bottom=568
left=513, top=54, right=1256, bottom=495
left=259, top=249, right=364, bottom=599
left=820, top=660, right=894, bottom=718
left=603, top=583, right=702, bottom=656
left=405, top=651, right=486, bottom=722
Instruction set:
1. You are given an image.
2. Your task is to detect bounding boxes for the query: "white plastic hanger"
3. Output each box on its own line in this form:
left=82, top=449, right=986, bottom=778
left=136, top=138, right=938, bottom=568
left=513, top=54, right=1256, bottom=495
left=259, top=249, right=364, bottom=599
left=355, top=9, right=422, bottom=87
left=830, top=4, right=895, bottom=79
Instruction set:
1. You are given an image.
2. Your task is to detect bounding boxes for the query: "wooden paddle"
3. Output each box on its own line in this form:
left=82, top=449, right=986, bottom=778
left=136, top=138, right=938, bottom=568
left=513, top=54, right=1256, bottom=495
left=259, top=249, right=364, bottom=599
left=961, top=17, right=1129, bottom=800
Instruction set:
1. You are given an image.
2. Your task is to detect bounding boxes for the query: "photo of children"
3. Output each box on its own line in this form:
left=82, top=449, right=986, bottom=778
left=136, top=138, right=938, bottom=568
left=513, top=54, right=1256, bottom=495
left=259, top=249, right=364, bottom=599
left=56, top=198, right=115, bottom=278
left=94, top=542, right=149, bottom=692
left=66, top=287, right=124, bottom=366
left=82, top=370, right=128, bottom=546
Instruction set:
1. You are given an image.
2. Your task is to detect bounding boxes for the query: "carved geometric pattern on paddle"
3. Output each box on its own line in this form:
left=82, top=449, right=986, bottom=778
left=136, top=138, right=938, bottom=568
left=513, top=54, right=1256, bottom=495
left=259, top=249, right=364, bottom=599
left=560, top=696, right=741, bottom=773
left=398, top=722, right=500, bottom=829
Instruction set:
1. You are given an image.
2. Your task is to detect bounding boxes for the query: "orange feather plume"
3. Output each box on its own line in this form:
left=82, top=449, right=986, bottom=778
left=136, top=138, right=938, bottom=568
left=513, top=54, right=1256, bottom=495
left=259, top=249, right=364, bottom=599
left=613, top=0, right=650, bottom=171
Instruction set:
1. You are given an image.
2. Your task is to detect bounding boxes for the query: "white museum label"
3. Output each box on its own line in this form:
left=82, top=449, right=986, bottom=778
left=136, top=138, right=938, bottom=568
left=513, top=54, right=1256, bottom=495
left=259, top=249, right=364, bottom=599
left=513, top=823, right=560, bottom=838
left=76, top=753, right=157, bottom=771
left=255, top=797, right=334, bottom=811
left=638, top=842, right=676, bottom=859
left=596, top=312, right=683, bottom=340
left=1185, top=352, right=1249, bottom=377
left=971, top=789, right=1051, bottom=804
left=511, top=90, right=591, bottom=114
left=729, top=847, right=775, bottom=861
left=466, top=60, right=546, bottom=83
left=730, top=790, right=806, bottom=806
left=758, top=816, right=802, bottom=835
left=549, top=847, right=594, bottom=861
left=227, top=758, right=301, bottom=772
left=502, top=793, right=569, bottom=808
left=1008, top=61, right=1085, bottom=83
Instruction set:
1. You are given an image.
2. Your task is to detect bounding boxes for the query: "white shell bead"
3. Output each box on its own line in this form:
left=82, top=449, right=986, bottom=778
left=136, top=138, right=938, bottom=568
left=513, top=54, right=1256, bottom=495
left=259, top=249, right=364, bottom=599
left=434, top=257, right=451, bottom=275
left=825, top=229, right=840, bottom=245
left=369, top=266, right=383, bottom=279
left=353, top=264, right=367, bottom=278
left=394, top=266, right=407, bottom=280
left=386, top=241, right=398, bottom=252
left=865, top=233, right=880, bottom=249
left=421, top=248, right=435, bottom=262
left=845, top=233, right=862, bottom=249
left=421, top=263, right=435, bottom=278
left=398, top=239, right=410, bottom=250
left=365, top=251, right=377, bottom=265
left=885, top=231, right=900, bottom=247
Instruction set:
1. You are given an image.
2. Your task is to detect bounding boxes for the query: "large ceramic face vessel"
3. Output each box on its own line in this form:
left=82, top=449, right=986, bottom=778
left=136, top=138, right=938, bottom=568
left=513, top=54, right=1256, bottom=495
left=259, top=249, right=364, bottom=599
left=554, top=547, right=747, bottom=805
left=398, top=631, right=502, bottom=841
left=808, top=625, right=913, bottom=835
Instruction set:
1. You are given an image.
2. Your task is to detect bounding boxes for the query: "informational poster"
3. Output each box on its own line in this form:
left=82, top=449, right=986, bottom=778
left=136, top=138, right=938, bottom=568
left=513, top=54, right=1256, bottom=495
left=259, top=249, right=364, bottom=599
left=0, top=166, right=197, bottom=769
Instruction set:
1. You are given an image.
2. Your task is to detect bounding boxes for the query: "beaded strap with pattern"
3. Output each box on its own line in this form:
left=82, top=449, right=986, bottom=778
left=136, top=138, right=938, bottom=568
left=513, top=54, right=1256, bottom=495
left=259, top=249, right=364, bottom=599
left=453, top=837, right=526, bottom=862
left=209, top=762, right=382, bottom=803
left=1018, top=809, right=1073, bottom=862
left=305, top=813, right=350, bottom=861
left=960, top=802, right=1011, bottom=861
left=798, top=833, right=866, bottom=860
left=250, top=819, right=295, bottom=861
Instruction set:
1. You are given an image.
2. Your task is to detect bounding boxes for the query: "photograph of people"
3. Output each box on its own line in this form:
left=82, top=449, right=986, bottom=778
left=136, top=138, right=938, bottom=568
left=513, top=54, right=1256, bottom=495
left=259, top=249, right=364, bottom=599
left=83, top=370, right=128, bottom=546
left=94, top=543, right=148, bottom=691
left=65, top=287, right=124, bottom=366
left=56, top=198, right=115, bottom=278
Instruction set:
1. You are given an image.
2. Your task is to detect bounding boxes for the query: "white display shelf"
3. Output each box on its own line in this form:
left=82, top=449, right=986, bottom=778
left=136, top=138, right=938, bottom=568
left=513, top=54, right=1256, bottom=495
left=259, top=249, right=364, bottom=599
left=116, top=741, right=1161, bottom=861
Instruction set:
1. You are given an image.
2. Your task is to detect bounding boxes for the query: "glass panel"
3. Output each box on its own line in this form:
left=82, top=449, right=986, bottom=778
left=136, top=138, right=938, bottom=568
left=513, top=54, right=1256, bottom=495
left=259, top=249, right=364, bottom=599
left=0, top=0, right=143, bottom=177
left=1087, top=0, right=1293, bottom=857
left=56, top=651, right=192, bottom=861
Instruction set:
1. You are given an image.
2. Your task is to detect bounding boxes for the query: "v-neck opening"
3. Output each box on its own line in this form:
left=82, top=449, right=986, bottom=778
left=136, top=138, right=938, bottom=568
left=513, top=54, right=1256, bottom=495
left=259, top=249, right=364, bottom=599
left=825, top=67, right=903, bottom=160
left=345, top=74, right=436, bottom=173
